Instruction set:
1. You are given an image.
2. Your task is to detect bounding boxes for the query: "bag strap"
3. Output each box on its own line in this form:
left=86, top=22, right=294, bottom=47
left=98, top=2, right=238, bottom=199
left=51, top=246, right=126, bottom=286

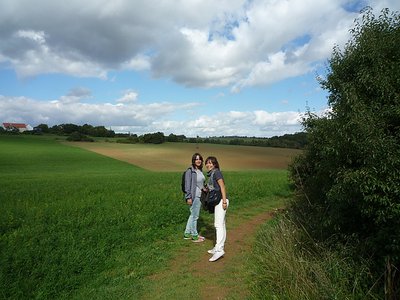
left=208, top=170, right=216, bottom=191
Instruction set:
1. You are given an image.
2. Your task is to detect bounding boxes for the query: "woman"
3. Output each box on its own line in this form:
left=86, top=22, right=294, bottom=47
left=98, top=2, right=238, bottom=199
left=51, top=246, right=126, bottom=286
left=183, top=153, right=206, bottom=242
left=205, top=156, right=229, bottom=262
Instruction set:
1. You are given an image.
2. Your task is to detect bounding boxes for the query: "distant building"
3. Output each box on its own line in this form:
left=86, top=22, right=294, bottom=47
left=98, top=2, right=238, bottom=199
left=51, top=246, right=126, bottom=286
left=2, top=123, right=33, bottom=132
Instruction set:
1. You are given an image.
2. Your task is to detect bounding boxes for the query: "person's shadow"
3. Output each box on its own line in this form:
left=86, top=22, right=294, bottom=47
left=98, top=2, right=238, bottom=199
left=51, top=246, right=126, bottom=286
left=198, top=217, right=215, bottom=242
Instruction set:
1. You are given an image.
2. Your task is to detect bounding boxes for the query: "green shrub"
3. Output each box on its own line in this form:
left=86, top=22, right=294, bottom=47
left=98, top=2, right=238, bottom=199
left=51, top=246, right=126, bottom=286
left=66, top=131, right=94, bottom=142
left=288, top=8, right=400, bottom=295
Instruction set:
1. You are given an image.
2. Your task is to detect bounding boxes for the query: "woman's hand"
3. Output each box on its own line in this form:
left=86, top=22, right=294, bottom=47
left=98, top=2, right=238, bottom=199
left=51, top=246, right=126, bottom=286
left=187, top=199, right=193, bottom=205
left=217, top=178, right=228, bottom=210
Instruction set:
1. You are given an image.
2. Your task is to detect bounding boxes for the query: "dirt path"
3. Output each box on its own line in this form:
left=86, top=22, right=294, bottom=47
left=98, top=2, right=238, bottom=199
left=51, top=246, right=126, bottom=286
left=146, top=209, right=276, bottom=299
left=198, top=210, right=274, bottom=299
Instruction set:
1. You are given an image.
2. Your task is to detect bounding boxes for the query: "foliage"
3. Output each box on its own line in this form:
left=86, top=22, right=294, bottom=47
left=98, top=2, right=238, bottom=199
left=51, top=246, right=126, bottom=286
left=2, top=122, right=307, bottom=149
left=35, top=123, right=49, bottom=133
left=49, top=123, right=115, bottom=137
left=141, top=131, right=165, bottom=144
left=0, top=126, right=18, bottom=134
left=66, top=131, right=94, bottom=142
left=116, top=132, right=166, bottom=144
left=250, top=216, right=375, bottom=299
left=166, top=133, right=186, bottom=142
left=187, top=132, right=308, bottom=149
left=113, top=131, right=307, bottom=148
left=288, top=7, right=400, bottom=296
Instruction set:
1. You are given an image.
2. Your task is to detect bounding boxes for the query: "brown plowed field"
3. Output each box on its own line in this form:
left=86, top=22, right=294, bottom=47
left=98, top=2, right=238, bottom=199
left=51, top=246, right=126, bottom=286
left=69, top=141, right=301, bottom=171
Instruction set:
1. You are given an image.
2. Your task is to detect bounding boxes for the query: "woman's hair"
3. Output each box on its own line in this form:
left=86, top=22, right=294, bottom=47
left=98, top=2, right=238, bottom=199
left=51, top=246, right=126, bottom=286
left=205, top=156, right=220, bottom=169
left=191, top=153, right=203, bottom=170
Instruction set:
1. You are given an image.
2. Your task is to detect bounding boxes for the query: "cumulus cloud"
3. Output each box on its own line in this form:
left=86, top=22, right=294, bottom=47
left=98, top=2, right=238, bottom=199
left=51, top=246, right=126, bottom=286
left=0, top=94, right=175, bottom=128
left=116, top=90, right=139, bottom=103
left=150, top=110, right=304, bottom=137
left=0, top=93, right=306, bottom=137
left=58, top=87, right=92, bottom=104
left=1, top=0, right=398, bottom=88
left=1, top=1, right=398, bottom=137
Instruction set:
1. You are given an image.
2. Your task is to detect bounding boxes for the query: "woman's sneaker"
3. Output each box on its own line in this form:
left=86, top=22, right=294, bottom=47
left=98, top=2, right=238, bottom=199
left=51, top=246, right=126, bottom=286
left=192, top=235, right=205, bottom=243
left=209, top=250, right=225, bottom=262
left=207, top=248, right=216, bottom=254
left=183, top=233, right=191, bottom=240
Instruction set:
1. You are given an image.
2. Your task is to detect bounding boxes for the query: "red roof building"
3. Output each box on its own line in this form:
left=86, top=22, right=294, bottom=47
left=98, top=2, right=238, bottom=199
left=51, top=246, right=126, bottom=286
left=2, top=123, right=31, bottom=132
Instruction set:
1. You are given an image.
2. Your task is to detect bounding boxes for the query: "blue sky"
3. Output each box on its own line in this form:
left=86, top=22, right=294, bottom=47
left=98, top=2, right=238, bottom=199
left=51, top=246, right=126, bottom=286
left=0, top=0, right=399, bottom=137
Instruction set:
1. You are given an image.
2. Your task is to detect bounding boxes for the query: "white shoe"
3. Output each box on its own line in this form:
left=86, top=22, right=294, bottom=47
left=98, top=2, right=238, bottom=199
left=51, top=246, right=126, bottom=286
left=207, top=248, right=216, bottom=254
left=209, top=250, right=225, bottom=262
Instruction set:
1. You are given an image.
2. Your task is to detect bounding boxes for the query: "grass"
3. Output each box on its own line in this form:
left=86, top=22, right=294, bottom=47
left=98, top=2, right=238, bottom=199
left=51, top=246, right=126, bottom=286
left=0, top=135, right=291, bottom=299
left=0, top=136, right=184, bottom=298
left=249, top=216, right=376, bottom=300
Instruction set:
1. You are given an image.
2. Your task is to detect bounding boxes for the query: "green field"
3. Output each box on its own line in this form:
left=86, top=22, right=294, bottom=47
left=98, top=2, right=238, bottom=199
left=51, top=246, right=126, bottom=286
left=0, top=135, right=295, bottom=299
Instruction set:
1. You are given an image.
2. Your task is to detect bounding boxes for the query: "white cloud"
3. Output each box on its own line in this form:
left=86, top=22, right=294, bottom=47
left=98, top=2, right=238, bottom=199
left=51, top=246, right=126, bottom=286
left=1, top=0, right=398, bottom=88
left=253, top=110, right=301, bottom=126
left=0, top=94, right=173, bottom=128
left=151, top=110, right=305, bottom=137
left=1, top=0, right=399, bottom=138
left=116, top=90, right=139, bottom=103
left=15, top=30, right=47, bottom=44
left=122, top=54, right=151, bottom=71
left=0, top=94, right=308, bottom=137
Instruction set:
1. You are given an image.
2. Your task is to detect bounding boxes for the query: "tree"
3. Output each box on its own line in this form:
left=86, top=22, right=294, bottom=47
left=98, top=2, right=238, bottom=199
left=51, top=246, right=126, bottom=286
left=166, top=133, right=186, bottom=142
left=35, top=124, right=49, bottom=133
left=142, top=132, right=165, bottom=144
left=289, top=8, right=400, bottom=297
left=59, top=123, right=80, bottom=134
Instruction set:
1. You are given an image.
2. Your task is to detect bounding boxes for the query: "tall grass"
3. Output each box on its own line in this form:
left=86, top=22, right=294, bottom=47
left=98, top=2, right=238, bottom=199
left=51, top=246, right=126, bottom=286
left=249, top=216, right=377, bottom=300
left=0, top=135, right=290, bottom=299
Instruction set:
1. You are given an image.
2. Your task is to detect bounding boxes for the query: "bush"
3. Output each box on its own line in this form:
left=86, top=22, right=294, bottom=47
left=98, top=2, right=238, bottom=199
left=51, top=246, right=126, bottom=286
left=288, top=8, right=400, bottom=296
left=66, top=132, right=94, bottom=142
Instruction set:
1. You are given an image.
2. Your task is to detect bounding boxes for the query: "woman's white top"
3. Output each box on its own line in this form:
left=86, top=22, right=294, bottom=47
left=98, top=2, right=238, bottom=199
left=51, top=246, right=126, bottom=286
left=195, top=169, right=205, bottom=197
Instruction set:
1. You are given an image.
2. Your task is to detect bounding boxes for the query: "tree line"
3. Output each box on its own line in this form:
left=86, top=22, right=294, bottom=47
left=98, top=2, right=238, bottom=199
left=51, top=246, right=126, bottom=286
left=1, top=122, right=307, bottom=149
left=108, top=131, right=307, bottom=148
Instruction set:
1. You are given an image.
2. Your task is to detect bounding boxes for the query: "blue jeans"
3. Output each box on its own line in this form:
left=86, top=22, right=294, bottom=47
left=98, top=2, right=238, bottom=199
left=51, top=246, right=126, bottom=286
left=184, top=195, right=201, bottom=236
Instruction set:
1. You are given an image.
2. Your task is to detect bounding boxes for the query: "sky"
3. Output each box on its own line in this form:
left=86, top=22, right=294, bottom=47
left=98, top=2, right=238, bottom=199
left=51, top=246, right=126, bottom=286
left=0, top=0, right=399, bottom=137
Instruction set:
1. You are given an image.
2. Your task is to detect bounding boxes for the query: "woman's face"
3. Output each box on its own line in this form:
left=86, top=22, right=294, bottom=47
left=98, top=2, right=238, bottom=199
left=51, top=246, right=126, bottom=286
left=194, top=156, right=203, bottom=168
left=205, top=160, right=214, bottom=171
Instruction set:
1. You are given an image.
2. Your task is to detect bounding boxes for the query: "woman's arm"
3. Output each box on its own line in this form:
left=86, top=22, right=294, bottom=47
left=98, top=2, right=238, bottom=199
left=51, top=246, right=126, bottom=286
left=217, top=178, right=228, bottom=210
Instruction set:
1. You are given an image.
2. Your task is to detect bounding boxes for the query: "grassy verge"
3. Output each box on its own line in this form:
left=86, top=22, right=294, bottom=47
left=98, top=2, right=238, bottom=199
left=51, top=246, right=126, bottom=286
left=249, top=216, right=376, bottom=299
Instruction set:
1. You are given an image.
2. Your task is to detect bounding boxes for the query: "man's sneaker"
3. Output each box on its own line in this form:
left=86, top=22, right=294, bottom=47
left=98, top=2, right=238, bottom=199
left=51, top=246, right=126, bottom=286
left=207, top=248, right=216, bottom=254
left=183, top=233, right=191, bottom=240
left=192, top=235, right=205, bottom=243
left=209, top=250, right=225, bottom=262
